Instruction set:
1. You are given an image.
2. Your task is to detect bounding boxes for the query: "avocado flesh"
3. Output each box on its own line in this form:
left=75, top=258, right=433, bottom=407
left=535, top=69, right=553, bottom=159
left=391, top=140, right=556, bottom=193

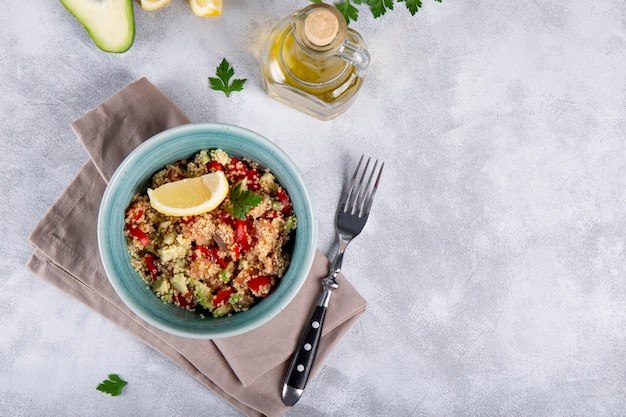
left=60, top=0, right=135, bottom=53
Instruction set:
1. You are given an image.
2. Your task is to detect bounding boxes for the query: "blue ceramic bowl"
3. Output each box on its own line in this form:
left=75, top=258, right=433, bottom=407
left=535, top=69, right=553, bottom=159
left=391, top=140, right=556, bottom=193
left=98, top=123, right=316, bottom=339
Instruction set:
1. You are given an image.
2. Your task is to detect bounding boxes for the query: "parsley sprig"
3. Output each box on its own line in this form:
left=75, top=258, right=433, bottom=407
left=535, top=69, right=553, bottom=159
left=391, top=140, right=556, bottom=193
left=209, top=58, right=246, bottom=97
left=228, top=183, right=263, bottom=220
left=96, top=374, right=127, bottom=397
left=313, top=0, right=441, bottom=24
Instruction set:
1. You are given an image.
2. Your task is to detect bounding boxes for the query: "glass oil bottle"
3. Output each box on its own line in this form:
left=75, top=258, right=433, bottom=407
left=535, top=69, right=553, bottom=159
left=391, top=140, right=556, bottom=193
left=261, top=3, right=371, bottom=121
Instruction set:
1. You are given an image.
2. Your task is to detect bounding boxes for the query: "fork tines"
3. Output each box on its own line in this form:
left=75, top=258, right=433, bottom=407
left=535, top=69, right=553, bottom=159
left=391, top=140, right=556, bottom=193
left=341, top=155, right=384, bottom=218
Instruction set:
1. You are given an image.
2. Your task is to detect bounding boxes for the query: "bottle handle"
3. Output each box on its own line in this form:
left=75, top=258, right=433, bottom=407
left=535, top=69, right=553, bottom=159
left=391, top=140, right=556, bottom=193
left=336, top=29, right=371, bottom=75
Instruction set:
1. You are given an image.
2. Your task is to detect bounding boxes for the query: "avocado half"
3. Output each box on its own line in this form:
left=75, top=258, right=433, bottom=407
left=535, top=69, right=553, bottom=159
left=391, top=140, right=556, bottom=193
left=60, top=0, right=135, bottom=53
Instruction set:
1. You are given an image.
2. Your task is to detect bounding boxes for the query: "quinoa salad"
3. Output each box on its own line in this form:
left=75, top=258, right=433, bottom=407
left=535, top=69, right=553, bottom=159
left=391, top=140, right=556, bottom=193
left=124, top=149, right=297, bottom=318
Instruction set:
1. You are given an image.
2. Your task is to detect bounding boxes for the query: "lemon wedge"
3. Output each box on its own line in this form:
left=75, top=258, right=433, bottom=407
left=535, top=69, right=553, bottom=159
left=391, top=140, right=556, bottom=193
left=137, top=0, right=171, bottom=11
left=190, top=0, right=223, bottom=16
left=147, top=171, right=229, bottom=216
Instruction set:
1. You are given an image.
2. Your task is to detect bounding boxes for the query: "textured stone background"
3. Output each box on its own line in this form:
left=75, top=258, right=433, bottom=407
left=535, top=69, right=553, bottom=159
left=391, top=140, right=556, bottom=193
left=2, top=0, right=625, bottom=416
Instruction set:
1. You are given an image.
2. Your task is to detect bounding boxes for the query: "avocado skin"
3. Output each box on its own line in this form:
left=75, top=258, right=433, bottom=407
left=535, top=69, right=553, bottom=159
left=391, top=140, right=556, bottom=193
left=59, top=0, right=135, bottom=53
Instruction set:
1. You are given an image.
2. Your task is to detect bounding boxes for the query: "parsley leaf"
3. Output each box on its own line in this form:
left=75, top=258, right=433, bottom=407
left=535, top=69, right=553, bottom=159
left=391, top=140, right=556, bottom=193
left=317, top=0, right=439, bottom=23
left=335, top=1, right=360, bottom=24
left=208, top=58, right=246, bottom=97
left=228, top=183, right=263, bottom=220
left=96, top=374, right=127, bottom=397
left=367, top=0, right=394, bottom=18
left=398, top=0, right=423, bottom=15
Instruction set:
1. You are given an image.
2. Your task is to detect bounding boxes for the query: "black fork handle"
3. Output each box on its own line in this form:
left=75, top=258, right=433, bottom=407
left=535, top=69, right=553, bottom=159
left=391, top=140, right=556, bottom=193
left=282, top=278, right=338, bottom=406
left=282, top=305, right=327, bottom=405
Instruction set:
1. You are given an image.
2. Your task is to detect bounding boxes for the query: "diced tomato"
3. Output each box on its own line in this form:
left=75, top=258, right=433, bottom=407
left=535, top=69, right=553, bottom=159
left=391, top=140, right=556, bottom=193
left=234, top=219, right=252, bottom=251
left=212, top=287, right=233, bottom=307
left=209, top=247, right=229, bottom=268
left=218, top=212, right=235, bottom=227
left=247, top=276, right=272, bottom=297
left=265, top=210, right=279, bottom=219
left=231, top=244, right=241, bottom=261
left=173, top=292, right=195, bottom=309
left=194, top=245, right=211, bottom=258
left=127, top=225, right=150, bottom=247
left=276, top=188, right=291, bottom=214
left=194, top=245, right=229, bottom=268
left=190, top=245, right=204, bottom=261
left=206, top=160, right=224, bottom=172
left=245, top=169, right=261, bottom=191
left=144, top=254, right=158, bottom=279
left=227, top=158, right=248, bottom=181
left=125, top=204, right=144, bottom=222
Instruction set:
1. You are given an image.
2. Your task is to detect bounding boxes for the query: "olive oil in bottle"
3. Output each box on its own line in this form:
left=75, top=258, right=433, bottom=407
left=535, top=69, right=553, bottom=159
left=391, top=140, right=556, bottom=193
left=261, top=3, right=371, bottom=121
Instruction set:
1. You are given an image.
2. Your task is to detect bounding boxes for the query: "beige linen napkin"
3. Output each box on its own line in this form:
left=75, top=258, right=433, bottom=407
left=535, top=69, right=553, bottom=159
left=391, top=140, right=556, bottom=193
left=27, top=78, right=367, bottom=417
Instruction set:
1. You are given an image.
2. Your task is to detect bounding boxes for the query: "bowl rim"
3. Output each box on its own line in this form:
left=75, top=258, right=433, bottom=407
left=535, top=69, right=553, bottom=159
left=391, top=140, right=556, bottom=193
left=97, top=122, right=317, bottom=339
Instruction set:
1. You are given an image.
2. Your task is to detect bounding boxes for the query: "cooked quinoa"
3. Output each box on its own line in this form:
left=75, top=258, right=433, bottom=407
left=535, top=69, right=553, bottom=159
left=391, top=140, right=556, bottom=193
left=124, top=149, right=297, bottom=318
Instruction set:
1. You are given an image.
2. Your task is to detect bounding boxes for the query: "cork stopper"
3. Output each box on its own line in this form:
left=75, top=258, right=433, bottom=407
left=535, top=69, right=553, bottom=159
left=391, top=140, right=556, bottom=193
left=303, top=8, right=339, bottom=47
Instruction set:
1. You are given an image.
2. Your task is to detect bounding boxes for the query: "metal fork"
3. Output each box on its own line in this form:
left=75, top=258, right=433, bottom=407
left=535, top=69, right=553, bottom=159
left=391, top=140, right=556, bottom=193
left=282, top=156, right=384, bottom=406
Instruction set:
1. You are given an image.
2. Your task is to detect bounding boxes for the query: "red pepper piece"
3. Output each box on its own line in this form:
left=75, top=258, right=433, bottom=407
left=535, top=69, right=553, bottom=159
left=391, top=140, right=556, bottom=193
left=127, top=225, right=150, bottom=247
left=194, top=245, right=212, bottom=257
left=231, top=244, right=241, bottom=262
left=144, top=254, right=158, bottom=279
left=245, top=169, right=261, bottom=191
left=206, top=160, right=224, bottom=172
left=227, top=158, right=248, bottom=181
left=125, top=204, right=144, bottom=222
left=276, top=188, right=292, bottom=214
left=212, top=287, right=233, bottom=307
left=173, top=292, right=195, bottom=309
left=247, top=276, right=272, bottom=297
left=209, top=247, right=229, bottom=268
left=234, top=219, right=252, bottom=251
left=194, top=245, right=229, bottom=268
left=218, top=212, right=234, bottom=227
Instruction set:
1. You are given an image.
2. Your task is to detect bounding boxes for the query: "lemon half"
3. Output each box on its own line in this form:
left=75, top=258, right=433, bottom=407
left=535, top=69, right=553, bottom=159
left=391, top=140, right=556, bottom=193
left=190, top=0, right=223, bottom=16
left=147, top=171, right=229, bottom=216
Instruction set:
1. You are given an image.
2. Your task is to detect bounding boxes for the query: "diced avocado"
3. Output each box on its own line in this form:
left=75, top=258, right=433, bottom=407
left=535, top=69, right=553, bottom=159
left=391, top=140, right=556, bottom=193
left=174, top=259, right=187, bottom=274
left=238, top=259, right=249, bottom=270
left=198, top=150, right=211, bottom=164
left=229, top=293, right=241, bottom=306
left=162, top=231, right=177, bottom=245
left=158, top=221, right=172, bottom=231
left=190, top=279, right=213, bottom=309
left=284, top=216, right=297, bottom=233
left=212, top=305, right=231, bottom=318
left=176, top=235, right=191, bottom=248
left=260, top=172, right=276, bottom=192
left=170, top=273, right=188, bottom=294
left=59, top=0, right=135, bottom=53
left=152, top=277, right=170, bottom=294
left=158, top=244, right=187, bottom=262
left=219, top=262, right=236, bottom=283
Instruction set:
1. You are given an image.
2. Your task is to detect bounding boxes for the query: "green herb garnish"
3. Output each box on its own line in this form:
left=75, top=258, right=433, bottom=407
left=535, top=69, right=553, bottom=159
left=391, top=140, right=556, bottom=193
left=96, top=374, right=127, bottom=397
left=209, top=58, right=246, bottom=97
left=228, top=183, right=263, bottom=220
left=315, top=0, right=441, bottom=24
